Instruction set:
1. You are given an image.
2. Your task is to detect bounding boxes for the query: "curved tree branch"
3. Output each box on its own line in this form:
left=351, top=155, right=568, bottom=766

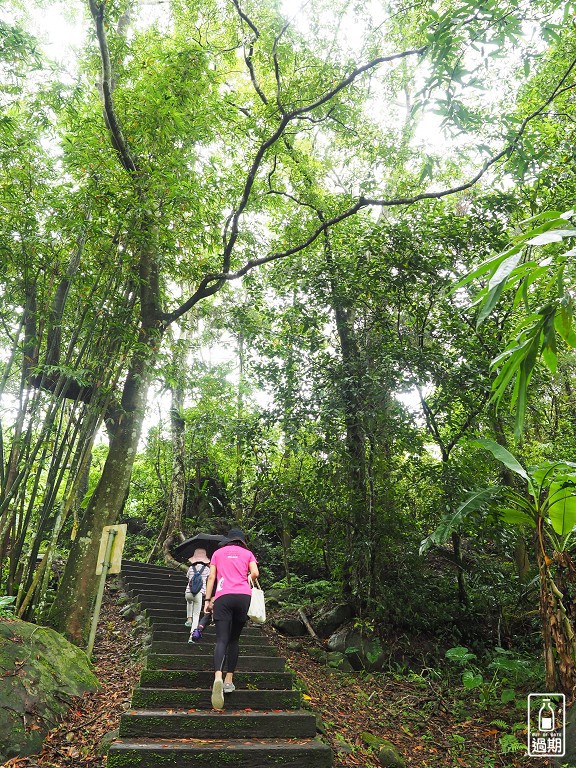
left=89, top=0, right=138, bottom=175
left=231, top=0, right=269, bottom=106
left=162, top=27, right=576, bottom=330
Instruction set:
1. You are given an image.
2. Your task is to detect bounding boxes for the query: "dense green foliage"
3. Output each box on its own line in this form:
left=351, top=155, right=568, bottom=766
left=0, top=0, right=575, bottom=711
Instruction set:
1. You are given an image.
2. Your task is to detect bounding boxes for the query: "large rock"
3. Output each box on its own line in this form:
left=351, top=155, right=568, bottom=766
left=326, top=651, right=354, bottom=672
left=313, top=603, right=354, bottom=637
left=327, top=626, right=349, bottom=652
left=0, top=618, right=99, bottom=761
left=308, top=647, right=328, bottom=663
left=328, top=627, right=386, bottom=671
left=266, top=588, right=295, bottom=603
left=362, top=733, right=406, bottom=768
left=271, top=617, right=307, bottom=637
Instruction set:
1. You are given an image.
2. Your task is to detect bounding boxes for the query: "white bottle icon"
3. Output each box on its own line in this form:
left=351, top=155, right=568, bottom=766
left=539, top=698, right=555, bottom=731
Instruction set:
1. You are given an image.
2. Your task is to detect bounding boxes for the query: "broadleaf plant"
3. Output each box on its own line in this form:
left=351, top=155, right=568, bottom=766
left=456, top=208, right=576, bottom=437
left=422, top=439, right=576, bottom=695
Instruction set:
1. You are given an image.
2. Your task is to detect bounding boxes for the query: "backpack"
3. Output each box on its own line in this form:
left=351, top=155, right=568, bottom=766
left=188, top=563, right=208, bottom=596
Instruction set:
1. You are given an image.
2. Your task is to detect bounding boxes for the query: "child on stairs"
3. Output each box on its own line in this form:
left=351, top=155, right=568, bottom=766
left=184, top=547, right=211, bottom=641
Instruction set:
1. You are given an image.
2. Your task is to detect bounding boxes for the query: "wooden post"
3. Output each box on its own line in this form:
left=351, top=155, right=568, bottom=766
left=86, top=527, right=118, bottom=659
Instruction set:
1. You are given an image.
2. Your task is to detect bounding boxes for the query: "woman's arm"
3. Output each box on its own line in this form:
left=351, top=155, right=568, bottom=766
left=249, top=560, right=259, bottom=580
left=204, top=564, right=217, bottom=611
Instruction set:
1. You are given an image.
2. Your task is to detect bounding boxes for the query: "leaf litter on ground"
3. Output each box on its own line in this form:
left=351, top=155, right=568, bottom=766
left=1, top=585, right=557, bottom=768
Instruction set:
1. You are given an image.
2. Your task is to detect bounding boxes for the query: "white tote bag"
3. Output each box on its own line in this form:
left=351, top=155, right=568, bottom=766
left=247, top=576, right=266, bottom=624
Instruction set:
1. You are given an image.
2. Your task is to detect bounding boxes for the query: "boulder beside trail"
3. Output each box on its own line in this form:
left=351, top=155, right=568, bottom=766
left=362, top=732, right=406, bottom=768
left=313, top=603, right=354, bottom=637
left=0, top=618, right=99, bottom=762
left=271, top=616, right=308, bottom=636
left=328, top=627, right=386, bottom=671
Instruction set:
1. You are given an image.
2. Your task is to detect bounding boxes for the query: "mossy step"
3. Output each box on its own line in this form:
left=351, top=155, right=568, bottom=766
left=125, top=591, right=185, bottom=604
left=144, top=608, right=267, bottom=624
left=123, top=559, right=179, bottom=567
left=127, top=584, right=186, bottom=608
left=122, top=571, right=185, bottom=582
left=122, top=583, right=185, bottom=594
left=150, top=630, right=222, bottom=641
left=149, top=639, right=274, bottom=655
left=131, top=687, right=301, bottom=710
left=146, top=654, right=285, bottom=672
left=108, top=736, right=333, bottom=768
left=148, top=626, right=264, bottom=641
left=124, top=585, right=187, bottom=598
left=150, top=640, right=278, bottom=656
left=148, top=622, right=262, bottom=637
left=121, top=573, right=184, bottom=585
left=119, top=709, right=317, bottom=739
left=135, top=590, right=199, bottom=614
left=125, top=588, right=184, bottom=597
left=140, top=669, right=294, bottom=690
left=139, top=604, right=189, bottom=616
left=122, top=561, right=183, bottom=574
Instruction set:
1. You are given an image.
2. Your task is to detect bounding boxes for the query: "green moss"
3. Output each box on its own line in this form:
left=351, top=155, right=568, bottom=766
left=0, top=618, right=98, bottom=761
left=108, top=752, right=141, bottom=768
left=216, top=752, right=244, bottom=763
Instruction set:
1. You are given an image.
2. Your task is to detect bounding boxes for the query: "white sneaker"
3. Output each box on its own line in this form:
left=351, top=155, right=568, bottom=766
left=211, top=678, right=224, bottom=709
left=184, top=619, right=193, bottom=627
left=223, top=682, right=235, bottom=694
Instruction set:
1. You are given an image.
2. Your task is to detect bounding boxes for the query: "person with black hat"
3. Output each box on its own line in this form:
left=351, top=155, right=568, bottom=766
left=203, top=527, right=259, bottom=710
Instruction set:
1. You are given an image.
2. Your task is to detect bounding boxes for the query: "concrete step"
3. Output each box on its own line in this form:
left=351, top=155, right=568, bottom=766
left=108, top=736, right=333, bottom=768
left=124, top=581, right=187, bottom=603
left=147, top=621, right=263, bottom=637
left=119, top=709, right=317, bottom=739
left=124, top=590, right=187, bottom=605
left=123, top=582, right=188, bottom=596
left=146, top=654, right=285, bottom=672
left=122, top=559, right=184, bottom=571
left=149, top=639, right=276, bottom=656
left=150, top=630, right=220, bottom=641
left=131, top=687, right=302, bottom=710
left=144, top=610, right=266, bottom=629
left=122, top=568, right=186, bottom=580
left=149, top=640, right=278, bottom=656
left=122, top=577, right=197, bottom=587
left=122, top=583, right=183, bottom=592
left=140, top=669, right=294, bottom=690
left=138, top=599, right=207, bottom=611
left=121, top=565, right=184, bottom=580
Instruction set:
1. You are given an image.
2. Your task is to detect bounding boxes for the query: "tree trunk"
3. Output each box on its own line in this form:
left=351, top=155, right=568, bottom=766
left=535, top=529, right=576, bottom=697
left=326, top=263, right=368, bottom=597
left=48, top=343, right=155, bottom=644
left=148, top=343, right=187, bottom=565
left=234, top=331, right=245, bottom=524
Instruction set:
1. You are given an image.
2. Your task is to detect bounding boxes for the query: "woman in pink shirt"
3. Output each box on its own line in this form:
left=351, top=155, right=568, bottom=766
left=204, top=527, right=259, bottom=710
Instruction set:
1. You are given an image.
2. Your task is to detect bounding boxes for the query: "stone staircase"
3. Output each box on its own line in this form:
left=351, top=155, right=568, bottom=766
left=108, top=560, right=333, bottom=767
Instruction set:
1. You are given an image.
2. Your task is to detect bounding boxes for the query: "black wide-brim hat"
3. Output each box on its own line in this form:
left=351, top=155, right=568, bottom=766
left=221, top=527, right=247, bottom=547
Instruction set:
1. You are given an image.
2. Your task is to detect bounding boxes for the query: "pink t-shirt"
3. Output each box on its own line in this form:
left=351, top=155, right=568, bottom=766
left=211, top=544, right=257, bottom=600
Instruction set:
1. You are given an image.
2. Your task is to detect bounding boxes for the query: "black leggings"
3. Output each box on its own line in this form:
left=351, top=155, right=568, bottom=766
left=213, top=593, right=251, bottom=673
